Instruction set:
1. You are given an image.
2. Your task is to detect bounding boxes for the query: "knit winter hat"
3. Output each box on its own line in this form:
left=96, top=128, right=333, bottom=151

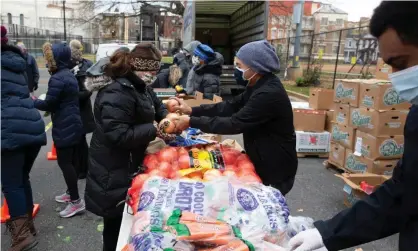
left=183, top=40, right=201, bottom=55
left=1, top=25, right=8, bottom=45
left=194, top=44, right=215, bottom=63
left=130, top=42, right=162, bottom=71
left=69, top=39, right=83, bottom=63
left=236, top=40, right=280, bottom=74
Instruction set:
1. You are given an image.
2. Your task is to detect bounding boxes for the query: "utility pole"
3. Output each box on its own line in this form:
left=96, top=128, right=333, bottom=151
left=288, top=0, right=305, bottom=80
left=63, top=0, right=67, bottom=41
left=292, top=0, right=304, bottom=67
left=140, top=18, right=143, bottom=42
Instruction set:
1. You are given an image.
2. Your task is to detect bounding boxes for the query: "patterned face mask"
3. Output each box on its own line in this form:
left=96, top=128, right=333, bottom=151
left=136, top=71, right=157, bottom=85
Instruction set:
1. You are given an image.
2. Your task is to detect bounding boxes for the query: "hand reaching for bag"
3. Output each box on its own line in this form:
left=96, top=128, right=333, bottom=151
left=288, top=228, right=326, bottom=251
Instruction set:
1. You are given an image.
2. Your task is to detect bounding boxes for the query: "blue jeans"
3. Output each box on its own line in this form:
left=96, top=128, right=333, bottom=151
left=1, top=146, right=41, bottom=218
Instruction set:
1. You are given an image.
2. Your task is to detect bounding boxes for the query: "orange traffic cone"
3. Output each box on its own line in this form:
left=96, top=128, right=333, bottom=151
left=1, top=198, right=41, bottom=223
left=47, top=142, right=57, bottom=160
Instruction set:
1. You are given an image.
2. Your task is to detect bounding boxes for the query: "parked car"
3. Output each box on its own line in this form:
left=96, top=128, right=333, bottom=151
left=95, top=43, right=136, bottom=62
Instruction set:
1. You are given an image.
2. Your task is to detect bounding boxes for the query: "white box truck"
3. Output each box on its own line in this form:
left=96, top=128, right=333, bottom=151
left=182, top=1, right=269, bottom=96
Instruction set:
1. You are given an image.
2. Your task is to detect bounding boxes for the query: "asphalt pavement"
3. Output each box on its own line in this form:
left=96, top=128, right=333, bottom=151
left=1, top=75, right=398, bottom=251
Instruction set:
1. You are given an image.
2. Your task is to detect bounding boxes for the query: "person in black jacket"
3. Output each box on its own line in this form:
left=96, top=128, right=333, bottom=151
left=173, top=40, right=201, bottom=87
left=69, top=39, right=94, bottom=179
left=185, top=44, right=223, bottom=100
left=16, top=42, right=39, bottom=94
left=84, top=43, right=172, bottom=251
left=172, top=40, right=298, bottom=195
left=34, top=42, right=85, bottom=218
left=288, top=2, right=418, bottom=251
left=1, top=26, right=46, bottom=251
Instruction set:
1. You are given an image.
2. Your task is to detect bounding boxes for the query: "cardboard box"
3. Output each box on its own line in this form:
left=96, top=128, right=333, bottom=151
left=359, top=80, right=411, bottom=111
left=325, top=110, right=334, bottom=132
left=350, top=108, right=407, bottom=136
left=344, top=149, right=398, bottom=175
left=295, top=131, right=330, bottom=153
left=330, top=123, right=356, bottom=149
left=334, top=104, right=350, bottom=126
left=354, top=130, right=404, bottom=160
left=293, top=109, right=326, bottom=132
left=309, top=88, right=334, bottom=110
left=337, top=173, right=389, bottom=207
left=329, top=143, right=345, bottom=167
left=291, top=101, right=310, bottom=109
left=334, top=79, right=360, bottom=107
left=375, top=58, right=392, bottom=80
left=182, top=92, right=223, bottom=107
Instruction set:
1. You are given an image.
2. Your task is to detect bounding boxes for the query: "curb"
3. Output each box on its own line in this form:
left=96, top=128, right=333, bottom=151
left=286, top=90, right=309, bottom=101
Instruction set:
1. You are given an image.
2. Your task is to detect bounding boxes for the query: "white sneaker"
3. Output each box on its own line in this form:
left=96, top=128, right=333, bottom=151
left=59, top=199, right=85, bottom=218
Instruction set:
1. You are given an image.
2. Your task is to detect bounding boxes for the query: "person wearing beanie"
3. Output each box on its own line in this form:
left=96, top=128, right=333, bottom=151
left=173, top=40, right=202, bottom=87
left=68, top=39, right=94, bottom=180
left=1, top=25, right=46, bottom=251
left=170, top=40, right=298, bottom=195
left=34, top=42, right=85, bottom=218
left=185, top=44, right=223, bottom=99
left=16, top=42, right=40, bottom=94
left=84, top=42, right=174, bottom=251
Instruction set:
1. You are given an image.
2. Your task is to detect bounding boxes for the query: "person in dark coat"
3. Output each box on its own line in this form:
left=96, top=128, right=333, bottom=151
left=34, top=42, right=85, bottom=218
left=1, top=25, right=46, bottom=251
left=151, top=64, right=185, bottom=95
left=69, top=39, right=94, bottom=179
left=16, top=42, right=39, bottom=93
left=172, top=40, right=298, bottom=195
left=288, top=2, right=418, bottom=251
left=185, top=44, right=223, bottom=100
left=173, top=40, right=201, bottom=88
left=84, top=43, right=172, bottom=251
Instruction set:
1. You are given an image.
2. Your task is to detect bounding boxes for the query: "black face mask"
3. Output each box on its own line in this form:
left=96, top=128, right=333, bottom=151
left=234, top=68, right=248, bottom=86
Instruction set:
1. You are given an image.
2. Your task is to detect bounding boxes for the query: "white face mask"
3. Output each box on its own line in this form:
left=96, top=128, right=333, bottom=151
left=192, top=55, right=200, bottom=66
left=236, top=67, right=256, bottom=81
left=389, top=65, right=418, bottom=105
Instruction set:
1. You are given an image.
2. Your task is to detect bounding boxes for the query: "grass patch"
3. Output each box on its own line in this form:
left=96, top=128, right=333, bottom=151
left=283, top=83, right=310, bottom=96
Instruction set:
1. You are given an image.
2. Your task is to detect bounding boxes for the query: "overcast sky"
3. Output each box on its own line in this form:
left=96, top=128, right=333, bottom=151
left=326, top=0, right=382, bottom=21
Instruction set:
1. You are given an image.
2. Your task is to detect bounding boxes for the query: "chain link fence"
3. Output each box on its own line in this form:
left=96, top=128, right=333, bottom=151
left=271, top=26, right=379, bottom=89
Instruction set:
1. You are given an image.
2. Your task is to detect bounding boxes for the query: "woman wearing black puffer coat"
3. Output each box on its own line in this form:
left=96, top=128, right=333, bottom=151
left=84, top=43, right=173, bottom=251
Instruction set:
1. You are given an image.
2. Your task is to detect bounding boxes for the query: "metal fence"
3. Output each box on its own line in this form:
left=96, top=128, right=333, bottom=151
left=1, top=23, right=174, bottom=62
left=2, top=23, right=84, bottom=58
left=271, top=26, right=379, bottom=88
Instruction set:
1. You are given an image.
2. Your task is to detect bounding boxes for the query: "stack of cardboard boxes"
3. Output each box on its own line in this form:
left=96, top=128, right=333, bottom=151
left=292, top=88, right=334, bottom=157
left=328, top=78, right=410, bottom=177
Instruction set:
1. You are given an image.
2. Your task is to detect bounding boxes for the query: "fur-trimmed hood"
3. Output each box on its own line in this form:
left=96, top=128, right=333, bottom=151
left=84, top=57, right=112, bottom=92
left=42, top=42, right=72, bottom=73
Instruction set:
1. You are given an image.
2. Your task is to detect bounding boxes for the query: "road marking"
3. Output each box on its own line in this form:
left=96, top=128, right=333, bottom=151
left=45, top=121, right=53, bottom=132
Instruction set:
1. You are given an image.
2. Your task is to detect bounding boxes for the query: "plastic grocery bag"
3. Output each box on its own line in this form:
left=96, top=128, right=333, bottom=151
left=127, top=232, right=194, bottom=251
left=135, top=177, right=290, bottom=235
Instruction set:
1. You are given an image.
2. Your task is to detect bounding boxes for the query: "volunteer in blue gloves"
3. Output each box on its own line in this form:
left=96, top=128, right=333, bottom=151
left=288, top=2, right=418, bottom=250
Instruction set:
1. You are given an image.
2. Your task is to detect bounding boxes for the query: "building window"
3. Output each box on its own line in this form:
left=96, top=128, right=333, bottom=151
left=332, top=45, right=339, bottom=54
left=278, top=29, right=284, bottom=39
left=271, top=17, right=278, bottom=25
left=7, top=13, right=12, bottom=24
left=321, top=17, right=328, bottom=25
left=336, top=19, right=343, bottom=25
left=271, top=28, right=277, bottom=39
left=20, top=14, right=24, bottom=26
left=348, top=41, right=352, bottom=47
